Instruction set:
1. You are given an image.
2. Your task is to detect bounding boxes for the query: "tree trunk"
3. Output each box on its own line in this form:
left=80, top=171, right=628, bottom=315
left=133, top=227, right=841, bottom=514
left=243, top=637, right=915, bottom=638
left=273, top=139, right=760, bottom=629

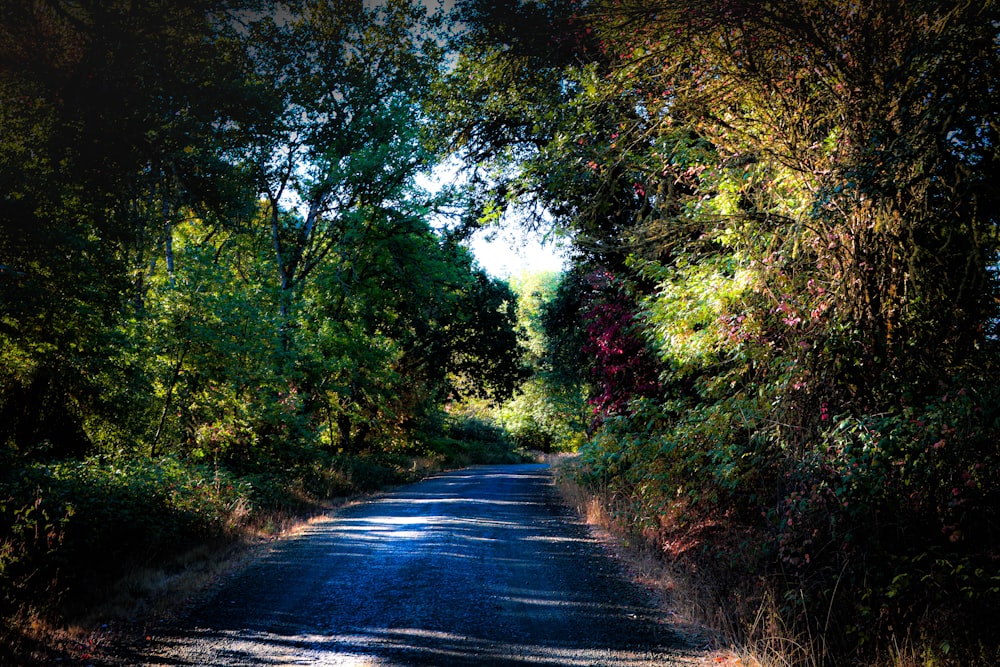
left=151, top=343, right=188, bottom=457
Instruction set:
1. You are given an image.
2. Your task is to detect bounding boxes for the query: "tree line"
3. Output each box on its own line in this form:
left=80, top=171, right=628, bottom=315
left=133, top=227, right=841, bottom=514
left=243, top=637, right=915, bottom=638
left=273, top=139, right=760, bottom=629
left=437, top=0, right=1000, bottom=664
left=2, top=0, right=1000, bottom=664
left=0, top=0, right=528, bottom=640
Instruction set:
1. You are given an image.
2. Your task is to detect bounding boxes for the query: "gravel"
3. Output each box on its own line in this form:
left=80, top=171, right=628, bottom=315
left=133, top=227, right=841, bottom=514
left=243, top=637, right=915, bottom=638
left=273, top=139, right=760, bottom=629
left=103, top=464, right=706, bottom=666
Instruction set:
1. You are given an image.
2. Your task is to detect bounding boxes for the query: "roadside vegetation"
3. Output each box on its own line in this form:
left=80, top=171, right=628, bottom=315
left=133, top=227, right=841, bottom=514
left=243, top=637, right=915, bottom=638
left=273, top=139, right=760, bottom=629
left=2, top=1, right=999, bottom=666
left=443, top=1, right=1000, bottom=665
left=0, top=2, right=528, bottom=661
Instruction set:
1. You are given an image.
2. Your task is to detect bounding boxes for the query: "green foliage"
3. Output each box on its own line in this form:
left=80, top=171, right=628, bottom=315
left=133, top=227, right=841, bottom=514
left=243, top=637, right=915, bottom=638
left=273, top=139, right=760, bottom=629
left=434, top=410, right=530, bottom=467
left=499, top=379, right=585, bottom=452
left=0, top=0, right=533, bottom=641
left=0, top=456, right=235, bottom=617
left=0, top=451, right=422, bottom=622
left=0, top=0, right=528, bottom=464
left=0, top=490, right=72, bottom=618
left=447, top=0, right=1000, bottom=662
left=2, top=0, right=999, bottom=662
left=493, top=271, right=590, bottom=451
left=0, top=0, right=261, bottom=459
left=803, top=384, right=1000, bottom=643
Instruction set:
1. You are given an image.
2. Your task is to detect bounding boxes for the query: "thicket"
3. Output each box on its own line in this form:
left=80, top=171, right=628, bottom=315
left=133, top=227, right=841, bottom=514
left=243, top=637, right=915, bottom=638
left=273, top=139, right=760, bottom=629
left=495, top=271, right=592, bottom=451
left=0, top=0, right=529, bottom=651
left=436, top=0, right=1000, bottom=664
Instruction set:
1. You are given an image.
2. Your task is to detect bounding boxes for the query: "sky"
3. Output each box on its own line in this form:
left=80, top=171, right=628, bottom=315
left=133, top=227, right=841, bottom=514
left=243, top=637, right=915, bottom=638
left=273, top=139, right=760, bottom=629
left=468, top=224, right=568, bottom=279
left=416, top=160, right=569, bottom=279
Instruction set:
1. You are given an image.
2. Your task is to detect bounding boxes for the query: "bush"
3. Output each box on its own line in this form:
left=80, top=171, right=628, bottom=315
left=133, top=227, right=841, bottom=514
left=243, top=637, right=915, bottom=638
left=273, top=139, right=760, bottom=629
left=570, top=375, right=1000, bottom=664
left=800, top=384, right=1000, bottom=651
left=0, top=457, right=247, bottom=617
left=421, top=413, right=529, bottom=466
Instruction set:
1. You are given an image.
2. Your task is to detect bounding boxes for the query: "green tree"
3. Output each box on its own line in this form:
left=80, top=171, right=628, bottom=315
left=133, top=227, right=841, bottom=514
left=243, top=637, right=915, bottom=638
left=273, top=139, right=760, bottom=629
left=427, top=0, right=644, bottom=267
left=0, top=0, right=261, bottom=459
left=236, top=0, right=443, bottom=323
left=592, top=0, right=1000, bottom=402
left=500, top=271, right=590, bottom=450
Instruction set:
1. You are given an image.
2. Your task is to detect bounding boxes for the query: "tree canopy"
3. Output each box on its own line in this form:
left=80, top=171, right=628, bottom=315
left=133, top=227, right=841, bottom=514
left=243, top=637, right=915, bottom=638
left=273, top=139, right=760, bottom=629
left=438, top=0, right=1000, bottom=663
left=2, top=0, right=1000, bottom=664
left=0, top=0, right=526, bottom=467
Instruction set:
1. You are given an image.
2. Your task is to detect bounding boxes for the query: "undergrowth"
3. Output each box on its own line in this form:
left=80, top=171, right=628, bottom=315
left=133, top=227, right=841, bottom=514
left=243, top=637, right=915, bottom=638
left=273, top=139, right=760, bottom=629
left=555, top=400, right=1000, bottom=667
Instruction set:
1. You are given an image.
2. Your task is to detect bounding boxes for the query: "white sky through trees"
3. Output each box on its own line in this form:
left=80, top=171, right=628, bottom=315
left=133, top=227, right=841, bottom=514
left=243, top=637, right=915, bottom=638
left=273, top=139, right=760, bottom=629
left=469, top=223, right=568, bottom=279
left=416, top=160, right=568, bottom=279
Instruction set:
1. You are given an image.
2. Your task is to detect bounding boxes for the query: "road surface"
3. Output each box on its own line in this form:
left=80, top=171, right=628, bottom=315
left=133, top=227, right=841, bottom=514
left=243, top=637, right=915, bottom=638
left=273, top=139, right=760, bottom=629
left=116, top=464, right=702, bottom=666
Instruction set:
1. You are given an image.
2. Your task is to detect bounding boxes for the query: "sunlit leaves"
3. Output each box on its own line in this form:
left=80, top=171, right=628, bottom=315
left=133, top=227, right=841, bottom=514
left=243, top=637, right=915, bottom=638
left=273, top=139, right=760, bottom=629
left=639, top=254, right=751, bottom=378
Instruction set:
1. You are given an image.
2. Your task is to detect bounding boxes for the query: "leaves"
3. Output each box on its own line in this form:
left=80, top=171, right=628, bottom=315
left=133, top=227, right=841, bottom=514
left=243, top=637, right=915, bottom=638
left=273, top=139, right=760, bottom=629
left=446, top=0, right=1000, bottom=660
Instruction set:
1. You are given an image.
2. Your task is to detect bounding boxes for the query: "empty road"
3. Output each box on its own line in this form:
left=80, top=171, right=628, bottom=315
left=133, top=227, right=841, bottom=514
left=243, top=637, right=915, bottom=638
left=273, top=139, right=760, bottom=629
left=116, top=464, right=702, bottom=666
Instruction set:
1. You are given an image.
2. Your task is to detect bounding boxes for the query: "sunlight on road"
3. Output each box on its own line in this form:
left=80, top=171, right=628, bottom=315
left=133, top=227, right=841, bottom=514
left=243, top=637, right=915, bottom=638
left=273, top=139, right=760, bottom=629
left=142, top=466, right=694, bottom=666
left=393, top=497, right=547, bottom=506
left=158, top=626, right=698, bottom=666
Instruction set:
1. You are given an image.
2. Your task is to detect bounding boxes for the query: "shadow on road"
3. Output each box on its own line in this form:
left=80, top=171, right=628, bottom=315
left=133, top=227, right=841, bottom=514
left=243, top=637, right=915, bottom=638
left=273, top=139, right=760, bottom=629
left=124, top=465, right=696, bottom=666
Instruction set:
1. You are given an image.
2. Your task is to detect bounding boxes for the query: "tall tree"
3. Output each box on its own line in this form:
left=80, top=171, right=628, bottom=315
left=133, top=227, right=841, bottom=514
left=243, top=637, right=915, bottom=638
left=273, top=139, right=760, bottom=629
left=0, top=0, right=260, bottom=458
left=590, top=0, right=1000, bottom=403
left=236, top=0, right=443, bottom=325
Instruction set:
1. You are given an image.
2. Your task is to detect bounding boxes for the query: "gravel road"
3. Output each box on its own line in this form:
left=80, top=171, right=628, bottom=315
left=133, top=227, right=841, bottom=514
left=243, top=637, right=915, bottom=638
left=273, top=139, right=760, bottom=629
left=114, top=464, right=703, bottom=666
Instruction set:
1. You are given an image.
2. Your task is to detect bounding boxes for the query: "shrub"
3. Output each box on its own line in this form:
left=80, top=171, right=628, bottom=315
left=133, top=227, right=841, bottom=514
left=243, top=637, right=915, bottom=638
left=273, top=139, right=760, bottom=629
left=571, top=372, right=1000, bottom=664
left=0, top=452, right=404, bottom=621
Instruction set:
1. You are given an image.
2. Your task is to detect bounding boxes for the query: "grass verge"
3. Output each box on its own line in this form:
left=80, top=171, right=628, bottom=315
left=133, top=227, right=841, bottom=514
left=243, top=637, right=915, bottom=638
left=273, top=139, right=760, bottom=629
left=550, top=453, right=1000, bottom=667
left=546, top=453, right=743, bottom=666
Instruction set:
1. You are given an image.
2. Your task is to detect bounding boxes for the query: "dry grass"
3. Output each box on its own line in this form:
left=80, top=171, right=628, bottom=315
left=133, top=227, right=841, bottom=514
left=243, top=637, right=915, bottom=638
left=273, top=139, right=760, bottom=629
left=16, top=535, right=261, bottom=661
left=545, top=456, right=1000, bottom=667
left=12, top=496, right=371, bottom=665
left=7, top=538, right=248, bottom=664
left=548, top=455, right=746, bottom=666
left=727, top=589, right=828, bottom=667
